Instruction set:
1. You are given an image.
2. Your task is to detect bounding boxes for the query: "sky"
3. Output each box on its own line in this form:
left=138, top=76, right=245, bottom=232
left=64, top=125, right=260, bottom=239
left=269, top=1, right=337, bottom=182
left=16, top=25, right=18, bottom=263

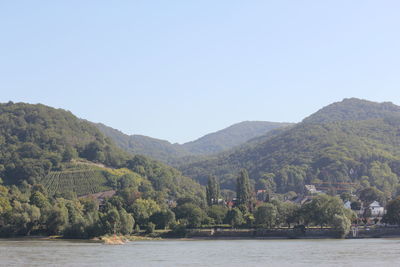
left=1, top=1, right=400, bottom=143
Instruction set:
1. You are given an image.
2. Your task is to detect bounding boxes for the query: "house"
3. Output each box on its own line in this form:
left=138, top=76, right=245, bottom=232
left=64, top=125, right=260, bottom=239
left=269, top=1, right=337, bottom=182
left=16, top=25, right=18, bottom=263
left=344, top=200, right=352, bottom=209
left=369, top=201, right=385, bottom=217
left=292, top=195, right=313, bottom=205
left=256, top=190, right=269, bottom=201
left=304, top=185, right=318, bottom=195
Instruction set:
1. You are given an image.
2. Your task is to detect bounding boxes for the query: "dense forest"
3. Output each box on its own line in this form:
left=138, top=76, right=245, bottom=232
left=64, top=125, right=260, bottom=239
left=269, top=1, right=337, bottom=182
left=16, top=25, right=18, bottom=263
left=0, top=168, right=359, bottom=238
left=180, top=99, right=400, bottom=198
left=0, top=102, right=203, bottom=200
left=96, top=121, right=291, bottom=165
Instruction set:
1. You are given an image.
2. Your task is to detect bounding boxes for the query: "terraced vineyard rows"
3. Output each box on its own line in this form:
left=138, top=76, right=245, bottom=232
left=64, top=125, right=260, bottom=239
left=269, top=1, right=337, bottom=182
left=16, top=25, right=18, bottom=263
left=40, top=168, right=111, bottom=196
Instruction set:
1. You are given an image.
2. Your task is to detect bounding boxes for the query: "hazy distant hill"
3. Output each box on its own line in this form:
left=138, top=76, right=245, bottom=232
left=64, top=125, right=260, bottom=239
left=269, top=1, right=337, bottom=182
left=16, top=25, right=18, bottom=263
left=95, top=121, right=292, bottom=164
left=0, top=102, right=203, bottom=199
left=181, top=121, right=293, bottom=155
left=180, top=98, right=400, bottom=197
left=95, top=123, right=189, bottom=164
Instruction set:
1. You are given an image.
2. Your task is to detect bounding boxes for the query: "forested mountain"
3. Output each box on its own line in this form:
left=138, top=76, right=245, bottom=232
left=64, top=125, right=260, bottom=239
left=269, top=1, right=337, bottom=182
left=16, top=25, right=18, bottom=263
left=180, top=98, right=400, bottom=198
left=95, top=121, right=291, bottom=164
left=95, top=123, right=189, bottom=164
left=182, top=121, right=293, bottom=155
left=0, top=102, right=203, bottom=201
left=302, top=98, right=400, bottom=124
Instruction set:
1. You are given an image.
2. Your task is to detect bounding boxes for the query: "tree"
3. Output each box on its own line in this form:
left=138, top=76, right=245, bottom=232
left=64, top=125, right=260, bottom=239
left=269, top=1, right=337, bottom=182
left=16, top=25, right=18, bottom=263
left=332, top=214, right=351, bottom=238
left=174, top=203, right=205, bottom=228
left=359, top=187, right=385, bottom=205
left=383, top=197, right=400, bottom=225
left=254, top=203, right=277, bottom=228
left=340, top=192, right=353, bottom=202
left=299, top=194, right=352, bottom=229
left=119, top=208, right=134, bottom=235
left=207, top=205, right=228, bottom=225
left=206, top=175, right=220, bottom=206
left=225, top=208, right=245, bottom=228
left=0, top=185, right=11, bottom=217
left=129, top=199, right=160, bottom=226
left=236, top=169, right=251, bottom=208
left=102, top=208, right=120, bottom=234
left=29, top=191, right=49, bottom=209
left=46, top=202, right=68, bottom=235
left=272, top=200, right=298, bottom=227
left=149, top=209, right=176, bottom=229
left=350, top=201, right=362, bottom=211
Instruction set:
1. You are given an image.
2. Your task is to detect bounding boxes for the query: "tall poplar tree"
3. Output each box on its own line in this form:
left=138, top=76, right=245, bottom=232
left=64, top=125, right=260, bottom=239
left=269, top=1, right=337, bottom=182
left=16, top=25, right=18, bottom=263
left=236, top=169, right=251, bottom=207
left=206, top=175, right=220, bottom=206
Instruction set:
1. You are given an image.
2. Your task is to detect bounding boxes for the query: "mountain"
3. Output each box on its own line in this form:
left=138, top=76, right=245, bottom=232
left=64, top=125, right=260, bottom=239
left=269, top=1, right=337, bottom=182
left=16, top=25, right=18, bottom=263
left=180, top=98, right=400, bottom=197
left=95, top=123, right=188, bottom=164
left=0, top=102, right=203, bottom=200
left=96, top=121, right=292, bottom=164
left=303, top=98, right=400, bottom=124
left=181, top=121, right=293, bottom=155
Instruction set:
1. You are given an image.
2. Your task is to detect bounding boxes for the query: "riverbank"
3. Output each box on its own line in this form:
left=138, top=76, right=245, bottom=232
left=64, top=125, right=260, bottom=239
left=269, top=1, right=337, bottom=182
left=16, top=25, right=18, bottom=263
left=2, top=226, right=400, bottom=242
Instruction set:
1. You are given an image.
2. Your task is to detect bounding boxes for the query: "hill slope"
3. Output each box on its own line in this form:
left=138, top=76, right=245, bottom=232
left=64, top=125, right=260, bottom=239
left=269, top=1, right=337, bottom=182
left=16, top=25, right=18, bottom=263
left=95, top=123, right=188, bottom=164
left=182, top=121, right=293, bottom=155
left=96, top=121, right=292, bottom=164
left=0, top=102, right=203, bottom=200
left=180, top=99, right=400, bottom=197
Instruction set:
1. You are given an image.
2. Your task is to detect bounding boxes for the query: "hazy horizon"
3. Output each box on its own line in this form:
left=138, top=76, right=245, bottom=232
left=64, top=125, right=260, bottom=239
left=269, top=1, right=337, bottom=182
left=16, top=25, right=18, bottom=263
left=1, top=1, right=400, bottom=143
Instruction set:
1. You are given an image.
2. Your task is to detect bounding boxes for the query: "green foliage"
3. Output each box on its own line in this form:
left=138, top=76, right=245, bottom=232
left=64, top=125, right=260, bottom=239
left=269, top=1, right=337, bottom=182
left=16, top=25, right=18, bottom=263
left=298, top=194, right=355, bottom=231
left=254, top=203, right=277, bottom=228
left=359, top=187, right=385, bottom=205
left=236, top=169, right=252, bottom=207
left=96, top=121, right=291, bottom=165
left=145, top=222, right=155, bottom=234
left=149, top=209, right=176, bottom=229
left=29, top=191, right=49, bottom=209
left=46, top=200, right=69, bottom=235
left=332, top=214, right=352, bottom=238
left=383, top=197, right=400, bottom=225
left=129, top=198, right=160, bottom=226
left=39, top=168, right=110, bottom=196
left=174, top=203, right=206, bottom=228
left=207, top=205, right=228, bottom=224
left=119, top=208, right=134, bottom=235
left=0, top=185, right=11, bottom=216
left=224, top=208, right=245, bottom=227
left=206, top=175, right=220, bottom=206
left=181, top=99, right=400, bottom=197
left=0, top=103, right=129, bottom=185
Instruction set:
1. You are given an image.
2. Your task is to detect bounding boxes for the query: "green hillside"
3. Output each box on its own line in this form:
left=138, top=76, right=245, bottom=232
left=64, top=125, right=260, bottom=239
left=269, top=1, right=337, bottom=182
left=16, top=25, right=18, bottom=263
left=95, top=121, right=292, bottom=164
left=0, top=102, right=203, bottom=200
left=182, top=121, right=293, bottom=155
left=180, top=99, right=400, bottom=197
left=95, top=123, right=189, bottom=164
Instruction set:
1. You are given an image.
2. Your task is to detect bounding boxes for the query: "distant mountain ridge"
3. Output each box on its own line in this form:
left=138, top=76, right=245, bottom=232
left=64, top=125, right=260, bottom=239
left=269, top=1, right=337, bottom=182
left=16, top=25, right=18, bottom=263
left=95, top=121, right=292, bottom=164
left=179, top=98, right=400, bottom=197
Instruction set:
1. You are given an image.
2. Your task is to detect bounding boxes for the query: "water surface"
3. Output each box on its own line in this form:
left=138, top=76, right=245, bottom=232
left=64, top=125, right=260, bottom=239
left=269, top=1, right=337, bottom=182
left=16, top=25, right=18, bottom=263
left=1, top=238, right=400, bottom=266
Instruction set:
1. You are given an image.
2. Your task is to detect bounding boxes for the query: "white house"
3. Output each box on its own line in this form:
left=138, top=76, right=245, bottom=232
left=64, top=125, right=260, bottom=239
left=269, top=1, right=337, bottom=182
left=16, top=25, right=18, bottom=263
left=344, top=200, right=352, bottom=209
left=369, top=201, right=385, bottom=217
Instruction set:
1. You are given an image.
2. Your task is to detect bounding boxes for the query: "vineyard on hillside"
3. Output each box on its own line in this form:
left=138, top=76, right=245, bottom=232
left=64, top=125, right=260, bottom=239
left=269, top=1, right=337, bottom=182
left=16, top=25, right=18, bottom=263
left=40, top=168, right=111, bottom=196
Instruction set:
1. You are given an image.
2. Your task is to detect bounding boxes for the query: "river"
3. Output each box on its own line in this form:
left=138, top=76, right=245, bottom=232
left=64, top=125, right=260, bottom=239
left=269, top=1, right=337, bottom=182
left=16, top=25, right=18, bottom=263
left=1, top=238, right=400, bottom=266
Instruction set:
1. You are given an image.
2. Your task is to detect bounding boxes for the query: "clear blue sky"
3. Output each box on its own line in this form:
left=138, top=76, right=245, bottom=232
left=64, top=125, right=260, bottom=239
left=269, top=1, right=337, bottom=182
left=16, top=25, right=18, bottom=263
left=1, top=1, right=400, bottom=143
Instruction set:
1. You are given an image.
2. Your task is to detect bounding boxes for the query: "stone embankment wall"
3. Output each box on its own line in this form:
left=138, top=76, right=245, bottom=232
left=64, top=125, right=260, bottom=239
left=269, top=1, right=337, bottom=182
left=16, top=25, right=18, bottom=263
left=352, top=227, right=400, bottom=238
left=186, top=227, right=400, bottom=239
left=186, top=228, right=338, bottom=239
